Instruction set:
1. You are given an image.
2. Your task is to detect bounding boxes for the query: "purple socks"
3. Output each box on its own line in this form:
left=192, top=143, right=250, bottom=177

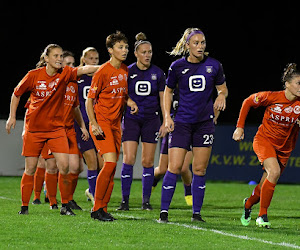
left=192, top=174, right=206, bottom=214
left=142, top=167, right=154, bottom=203
left=160, top=171, right=178, bottom=212
left=121, top=163, right=133, bottom=202
left=87, top=170, right=98, bottom=197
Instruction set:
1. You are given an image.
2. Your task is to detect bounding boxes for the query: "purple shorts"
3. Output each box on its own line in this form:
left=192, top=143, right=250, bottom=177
left=160, top=134, right=192, bottom=154
left=74, top=121, right=96, bottom=153
left=122, top=116, right=161, bottom=144
left=169, top=120, right=215, bottom=150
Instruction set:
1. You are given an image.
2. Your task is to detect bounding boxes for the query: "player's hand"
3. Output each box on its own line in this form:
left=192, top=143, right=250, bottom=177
left=165, top=115, right=174, bottom=133
left=80, top=127, right=90, bottom=141
left=6, top=117, right=16, bottom=134
left=130, top=102, right=139, bottom=115
left=214, top=94, right=226, bottom=111
left=158, top=123, right=168, bottom=138
left=232, top=127, right=244, bottom=142
left=90, top=121, right=103, bottom=137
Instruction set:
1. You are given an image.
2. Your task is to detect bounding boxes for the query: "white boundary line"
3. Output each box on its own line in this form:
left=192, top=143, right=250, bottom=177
left=2, top=196, right=300, bottom=249
left=116, top=213, right=300, bottom=249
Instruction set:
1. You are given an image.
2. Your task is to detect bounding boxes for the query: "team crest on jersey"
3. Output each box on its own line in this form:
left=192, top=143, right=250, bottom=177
left=151, top=74, right=157, bottom=80
left=206, top=66, right=213, bottom=73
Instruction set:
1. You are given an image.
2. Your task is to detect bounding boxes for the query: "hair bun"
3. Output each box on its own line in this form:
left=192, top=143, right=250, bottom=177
left=135, top=32, right=147, bottom=41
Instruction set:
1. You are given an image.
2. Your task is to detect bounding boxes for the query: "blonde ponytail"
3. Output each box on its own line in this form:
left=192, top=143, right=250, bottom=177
left=168, top=28, right=208, bottom=56
left=36, top=44, right=62, bottom=68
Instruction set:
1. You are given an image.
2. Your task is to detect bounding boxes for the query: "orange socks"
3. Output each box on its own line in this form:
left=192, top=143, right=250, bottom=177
left=259, top=179, right=276, bottom=216
left=245, top=184, right=261, bottom=209
left=58, top=173, right=71, bottom=204
left=21, top=173, right=34, bottom=206
left=33, top=167, right=45, bottom=200
left=45, top=172, right=58, bottom=206
left=93, top=162, right=117, bottom=212
left=68, top=173, right=79, bottom=201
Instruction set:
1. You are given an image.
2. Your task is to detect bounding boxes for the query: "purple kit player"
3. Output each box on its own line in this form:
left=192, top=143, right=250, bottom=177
left=158, top=28, right=228, bottom=223
left=118, top=32, right=167, bottom=211
left=74, top=47, right=103, bottom=204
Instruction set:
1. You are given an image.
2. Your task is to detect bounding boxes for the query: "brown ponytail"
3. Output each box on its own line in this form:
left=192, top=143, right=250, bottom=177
left=282, top=63, right=300, bottom=83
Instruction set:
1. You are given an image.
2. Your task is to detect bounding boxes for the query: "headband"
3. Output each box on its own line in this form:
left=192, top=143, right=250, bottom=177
left=134, top=40, right=151, bottom=51
left=186, top=30, right=204, bottom=43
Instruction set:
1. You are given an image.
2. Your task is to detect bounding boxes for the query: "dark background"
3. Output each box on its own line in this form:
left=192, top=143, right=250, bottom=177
left=1, top=1, right=299, bottom=125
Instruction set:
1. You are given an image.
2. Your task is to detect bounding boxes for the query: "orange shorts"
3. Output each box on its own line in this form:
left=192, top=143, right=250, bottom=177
left=90, top=120, right=121, bottom=157
left=22, top=128, right=69, bottom=157
left=40, top=127, right=79, bottom=159
left=253, top=132, right=290, bottom=169
left=41, top=143, right=54, bottom=160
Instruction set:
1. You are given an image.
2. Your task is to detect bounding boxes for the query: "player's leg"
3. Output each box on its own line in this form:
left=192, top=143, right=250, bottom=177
left=181, top=151, right=193, bottom=206
left=191, top=146, right=212, bottom=222
left=153, top=136, right=169, bottom=189
left=45, top=158, right=58, bottom=209
left=256, top=157, right=280, bottom=228
left=118, top=141, right=138, bottom=210
left=19, top=156, right=39, bottom=214
left=68, top=153, right=82, bottom=210
left=159, top=147, right=187, bottom=223
left=32, top=156, right=46, bottom=204
left=141, top=142, right=157, bottom=210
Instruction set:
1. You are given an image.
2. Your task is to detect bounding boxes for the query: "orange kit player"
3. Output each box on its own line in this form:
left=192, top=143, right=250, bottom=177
left=233, top=63, right=300, bottom=228
left=6, top=44, right=100, bottom=215
left=86, top=31, right=138, bottom=222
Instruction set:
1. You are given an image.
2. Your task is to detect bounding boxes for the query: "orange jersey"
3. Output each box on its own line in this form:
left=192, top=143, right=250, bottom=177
left=63, top=81, right=79, bottom=129
left=14, top=66, right=78, bottom=132
left=87, top=61, right=128, bottom=123
left=237, top=90, right=300, bottom=153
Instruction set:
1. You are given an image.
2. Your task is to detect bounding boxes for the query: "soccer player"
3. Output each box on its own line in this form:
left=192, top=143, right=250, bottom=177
left=233, top=63, right=300, bottom=229
left=158, top=28, right=228, bottom=223
left=75, top=47, right=103, bottom=204
left=6, top=44, right=100, bottom=215
left=117, top=32, right=167, bottom=211
left=86, top=31, right=138, bottom=222
left=152, top=89, right=193, bottom=206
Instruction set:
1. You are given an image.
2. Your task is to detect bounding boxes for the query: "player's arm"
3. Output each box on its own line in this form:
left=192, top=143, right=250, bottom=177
left=233, top=92, right=269, bottom=142
left=214, top=82, right=228, bottom=111
left=73, top=106, right=89, bottom=141
left=85, top=97, right=103, bottom=136
left=77, top=65, right=100, bottom=77
left=164, top=86, right=174, bottom=132
left=6, top=93, right=21, bottom=134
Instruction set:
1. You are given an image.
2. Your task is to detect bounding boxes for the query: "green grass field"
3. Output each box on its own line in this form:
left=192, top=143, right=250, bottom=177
left=0, top=177, right=300, bottom=249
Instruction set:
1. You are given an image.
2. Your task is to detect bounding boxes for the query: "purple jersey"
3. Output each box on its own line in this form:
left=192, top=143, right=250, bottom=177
left=77, top=74, right=92, bottom=122
left=167, top=56, right=225, bottom=123
left=125, top=63, right=166, bottom=119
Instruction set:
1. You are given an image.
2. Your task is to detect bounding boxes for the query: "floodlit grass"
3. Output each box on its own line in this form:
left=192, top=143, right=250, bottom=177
left=0, top=177, right=299, bottom=249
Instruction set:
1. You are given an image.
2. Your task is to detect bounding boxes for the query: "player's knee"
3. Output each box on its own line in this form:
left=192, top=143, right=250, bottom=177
left=142, top=158, right=154, bottom=168
left=123, top=154, right=136, bottom=166
left=269, top=168, right=280, bottom=183
left=193, top=168, right=206, bottom=176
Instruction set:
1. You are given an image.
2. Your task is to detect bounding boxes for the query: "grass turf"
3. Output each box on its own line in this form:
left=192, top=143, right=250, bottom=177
left=0, top=177, right=300, bottom=249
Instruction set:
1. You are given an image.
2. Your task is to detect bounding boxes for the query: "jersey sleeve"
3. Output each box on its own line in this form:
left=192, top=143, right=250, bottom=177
left=64, top=66, right=78, bottom=84
left=87, top=70, right=104, bottom=99
left=214, top=62, right=226, bottom=86
left=236, top=91, right=272, bottom=128
left=14, top=72, right=34, bottom=97
left=166, top=63, right=177, bottom=89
